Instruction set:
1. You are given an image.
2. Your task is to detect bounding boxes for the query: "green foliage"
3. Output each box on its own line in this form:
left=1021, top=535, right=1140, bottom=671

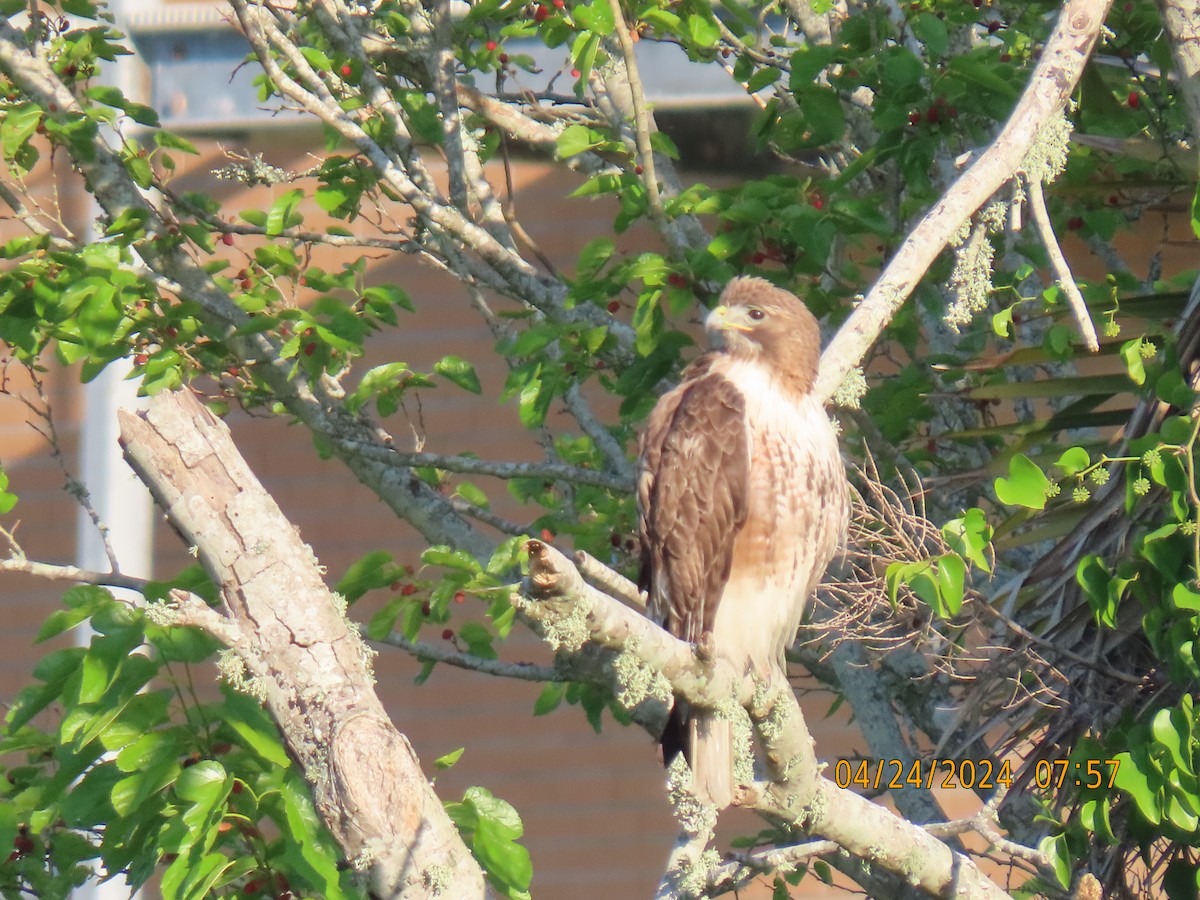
left=1, top=0, right=1198, bottom=894
left=1, top=591, right=361, bottom=899
left=444, top=787, right=532, bottom=900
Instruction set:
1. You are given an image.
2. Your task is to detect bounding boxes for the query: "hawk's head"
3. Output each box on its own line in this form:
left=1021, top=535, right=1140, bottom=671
left=705, top=276, right=821, bottom=394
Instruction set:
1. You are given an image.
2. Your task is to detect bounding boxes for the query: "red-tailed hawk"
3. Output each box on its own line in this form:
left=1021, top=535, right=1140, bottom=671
left=637, top=276, right=848, bottom=809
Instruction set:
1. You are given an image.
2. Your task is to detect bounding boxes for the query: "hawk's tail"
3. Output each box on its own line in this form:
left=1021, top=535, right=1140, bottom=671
left=690, top=711, right=734, bottom=809
left=663, top=703, right=734, bottom=809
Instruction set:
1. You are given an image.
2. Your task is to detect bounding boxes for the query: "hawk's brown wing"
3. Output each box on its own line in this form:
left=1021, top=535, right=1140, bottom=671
left=637, top=370, right=749, bottom=643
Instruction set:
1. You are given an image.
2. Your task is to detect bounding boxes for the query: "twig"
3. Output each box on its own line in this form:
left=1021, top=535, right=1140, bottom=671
left=0, top=536, right=238, bottom=643
left=1026, top=178, right=1100, bottom=352
left=330, top=436, right=633, bottom=492
left=381, top=632, right=562, bottom=682
left=575, top=550, right=644, bottom=609
left=706, top=838, right=841, bottom=895
left=605, top=0, right=667, bottom=236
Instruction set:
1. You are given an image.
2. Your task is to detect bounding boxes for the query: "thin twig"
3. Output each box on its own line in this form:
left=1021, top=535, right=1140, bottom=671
left=331, top=436, right=633, bottom=492
left=381, top=632, right=562, bottom=682
left=1026, top=177, right=1100, bottom=352
left=605, top=0, right=666, bottom=235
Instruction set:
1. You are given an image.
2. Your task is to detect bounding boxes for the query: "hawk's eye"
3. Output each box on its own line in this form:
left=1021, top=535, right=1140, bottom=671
left=747, top=307, right=765, bottom=321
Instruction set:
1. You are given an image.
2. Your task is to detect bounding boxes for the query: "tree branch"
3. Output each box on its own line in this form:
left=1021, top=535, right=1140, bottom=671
left=815, top=0, right=1114, bottom=401
left=1026, top=177, right=1099, bottom=351
left=117, top=388, right=484, bottom=897
left=520, top=541, right=1012, bottom=899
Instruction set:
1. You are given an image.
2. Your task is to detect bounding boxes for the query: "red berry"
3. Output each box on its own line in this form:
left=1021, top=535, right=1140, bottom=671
left=442, top=628, right=454, bottom=640
left=571, top=68, right=581, bottom=78
left=1108, top=194, right=1120, bottom=206
left=926, top=106, right=939, bottom=123
left=340, top=64, right=352, bottom=77
left=811, top=197, right=824, bottom=210
left=751, top=252, right=766, bottom=264
left=999, top=52, right=1011, bottom=62
left=973, top=0, right=982, bottom=6
left=231, top=782, right=244, bottom=794
left=454, top=591, right=466, bottom=604
left=221, top=232, right=234, bottom=246
left=303, top=342, right=316, bottom=356
left=908, top=111, right=921, bottom=125
left=667, top=273, right=688, bottom=288
left=134, top=353, right=148, bottom=365
left=498, top=52, right=509, bottom=64
left=634, top=164, right=643, bottom=174
left=540, top=528, right=554, bottom=541
left=1127, top=91, right=1139, bottom=109
left=534, top=4, right=550, bottom=22
left=401, top=583, right=416, bottom=596
left=486, top=40, right=497, bottom=51
left=1067, top=216, right=1084, bottom=230
left=607, top=300, right=621, bottom=313
left=986, top=20, right=1001, bottom=33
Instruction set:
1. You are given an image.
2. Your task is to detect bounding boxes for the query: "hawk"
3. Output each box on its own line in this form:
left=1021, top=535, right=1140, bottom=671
left=637, top=276, right=848, bottom=809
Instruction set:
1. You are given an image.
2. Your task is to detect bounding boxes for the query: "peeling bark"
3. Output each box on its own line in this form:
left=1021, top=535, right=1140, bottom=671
left=118, top=389, right=483, bottom=899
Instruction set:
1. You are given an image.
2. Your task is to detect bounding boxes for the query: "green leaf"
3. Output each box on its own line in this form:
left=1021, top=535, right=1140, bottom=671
left=435, top=747, right=465, bottom=770
left=1191, top=179, right=1200, bottom=241
left=475, top=815, right=533, bottom=896
left=557, top=124, right=605, bottom=158
left=533, top=682, right=564, bottom=716
left=994, top=454, right=1050, bottom=510
left=1120, top=338, right=1148, bottom=385
left=336, top=550, right=401, bottom=603
left=1038, top=833, right=1071, bottom=889
left=362, top=283, right=414, bottom=312
left=934, top=553, right=965, bottom=616
left=0, top=467, right=16, bottom=514
left=1112, top=749, right=1162, bottom=824
left=684, top=11, right=720, bottom=47
left=435, top=355, right=483, bottom=394
left=941, top=508, right=992, bottom=573
left=219, top=689, right=292, bottom=768
left=1054, top=447, right=1091, bottom=476
left=423, top=547, right=482, bottom=573
left=266, top=188, right=304, bottom=237
left=275, top=776, right=349, bottom=899
left=911, top=12, right=948, bottom=56
left=174, top=760, right=228, bottom=806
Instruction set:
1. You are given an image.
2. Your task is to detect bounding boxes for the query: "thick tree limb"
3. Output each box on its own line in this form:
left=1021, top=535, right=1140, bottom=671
left=118, top=389, right=483, bottom=899
left=815, top=0, right=1114, bottom=401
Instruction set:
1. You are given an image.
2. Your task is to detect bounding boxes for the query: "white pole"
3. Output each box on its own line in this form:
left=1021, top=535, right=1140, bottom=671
left=73, top=0, right=153, bottom=894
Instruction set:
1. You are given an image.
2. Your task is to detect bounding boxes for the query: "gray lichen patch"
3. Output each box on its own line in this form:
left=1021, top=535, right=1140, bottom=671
left=612, top=637, right=673, bottom=711
left=217, top=648, right=267, bottom=701
left=666, top=754, right=717, bottom=839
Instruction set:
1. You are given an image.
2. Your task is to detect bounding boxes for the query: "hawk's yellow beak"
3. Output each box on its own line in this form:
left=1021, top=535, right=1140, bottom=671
left=706, top=305, right=754, bottom=333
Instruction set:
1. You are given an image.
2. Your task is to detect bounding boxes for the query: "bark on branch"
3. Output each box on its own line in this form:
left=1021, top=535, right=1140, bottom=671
left=118, top=389, right=482, bottom=899
left=521, top=542, right=1015, bottom=899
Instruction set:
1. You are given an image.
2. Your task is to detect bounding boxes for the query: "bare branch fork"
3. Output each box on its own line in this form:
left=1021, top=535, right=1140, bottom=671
left=815, top=0, right=1115, bottom=401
